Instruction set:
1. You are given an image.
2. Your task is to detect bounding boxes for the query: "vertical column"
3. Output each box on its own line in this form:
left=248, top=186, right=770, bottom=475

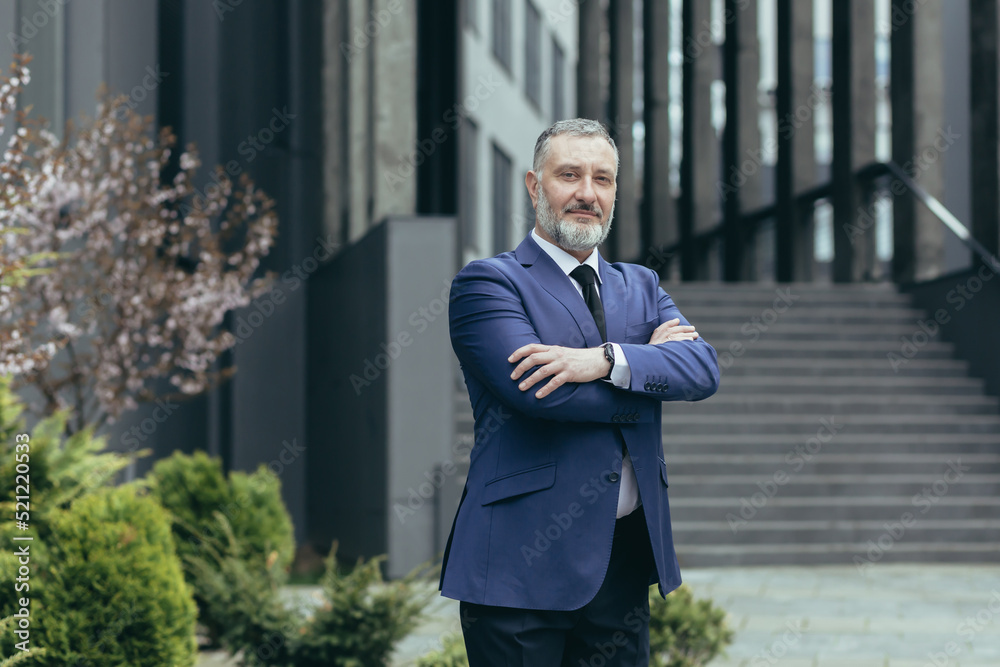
left=852, top=0, right=877, bottom=279
left=891, top=0, right=916, bottom=282
left=792, top=0, right=816, bottom=280
left=970, top=0, right=1000, bottom=257
left=681, top=0, right=719, bottom=279
left=577, top=0, right=603, bottom=120
left=912, top=2, right=946, bottom=280
left=323, top=0, right=349, bottom=244
left=833, top=0, right=876, bottom=282
left=371, top=0, right=418, bottom=224
left=643, top=0, right=674, bottom=268
left=722, top=0, right=759, bottom=281
left=609, top=0, right=638, bottom=262
left=347, top=0, right=372, bottom=239
left=776, top=0, right=815, bottom=282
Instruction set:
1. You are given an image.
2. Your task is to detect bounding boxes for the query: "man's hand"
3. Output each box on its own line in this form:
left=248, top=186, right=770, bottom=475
left=648, top=318, right=699, bottom=344
left=508, top=344, right=609, bottom=399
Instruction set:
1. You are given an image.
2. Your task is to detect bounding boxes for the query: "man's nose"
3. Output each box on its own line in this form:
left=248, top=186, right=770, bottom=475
left=574, top=177, right=597, bottom=203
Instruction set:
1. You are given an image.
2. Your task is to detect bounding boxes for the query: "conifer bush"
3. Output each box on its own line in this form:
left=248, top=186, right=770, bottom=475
left=29, top=485, right=197, bottom=666
left=649, top=584, right=735, bottom=667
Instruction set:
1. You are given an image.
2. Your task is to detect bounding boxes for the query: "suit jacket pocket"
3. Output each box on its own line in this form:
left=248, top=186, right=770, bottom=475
left=625, top=317, right=659, bottom=344
left=481, top=463, right=556, bottom=505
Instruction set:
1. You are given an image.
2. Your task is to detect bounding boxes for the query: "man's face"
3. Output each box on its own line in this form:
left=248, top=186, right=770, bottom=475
left=527, top=134, right=617, bottom=253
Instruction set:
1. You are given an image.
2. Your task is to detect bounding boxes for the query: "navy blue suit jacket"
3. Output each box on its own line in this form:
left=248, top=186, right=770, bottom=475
left=439, top=234, right=720, bottom=610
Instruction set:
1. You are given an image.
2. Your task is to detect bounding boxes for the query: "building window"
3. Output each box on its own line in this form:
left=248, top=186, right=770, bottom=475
left=524, top=2, right=542, bottom=107
left=492, top=143, right=513, bottom=253
left=464, top=0, right=478, bottom=33
left=460, top=119, right=479, bottom=253
left=492, top=0, right=512, bottom=71
left=552, top=37, right=566, bottom=121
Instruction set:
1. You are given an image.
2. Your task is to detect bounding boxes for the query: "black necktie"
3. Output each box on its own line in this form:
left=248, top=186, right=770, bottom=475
left=570, top=264, right=606, bottom=343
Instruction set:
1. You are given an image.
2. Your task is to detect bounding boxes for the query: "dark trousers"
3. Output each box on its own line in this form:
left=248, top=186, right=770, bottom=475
left=460, top=505, right=656, bottom=667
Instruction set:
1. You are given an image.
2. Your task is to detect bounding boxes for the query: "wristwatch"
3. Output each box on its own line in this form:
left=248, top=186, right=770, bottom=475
left=601, top=342, right=615, bottom=381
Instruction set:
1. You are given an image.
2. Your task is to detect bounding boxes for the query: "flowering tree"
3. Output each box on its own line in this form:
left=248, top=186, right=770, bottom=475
left=0, top=56, right=59, bottom=381
left=0, top=56, right=278, bottom=433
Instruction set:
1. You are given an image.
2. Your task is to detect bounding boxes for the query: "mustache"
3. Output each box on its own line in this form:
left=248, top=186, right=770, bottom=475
left=563, top=203, right=601, bottom=216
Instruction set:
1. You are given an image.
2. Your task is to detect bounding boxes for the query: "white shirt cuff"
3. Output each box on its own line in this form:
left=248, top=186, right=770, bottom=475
left=608, top=343, right=630, bottom=389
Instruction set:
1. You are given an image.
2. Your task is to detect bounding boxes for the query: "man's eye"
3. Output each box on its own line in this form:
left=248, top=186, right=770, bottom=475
left=562, top=172, right=576, bottom=178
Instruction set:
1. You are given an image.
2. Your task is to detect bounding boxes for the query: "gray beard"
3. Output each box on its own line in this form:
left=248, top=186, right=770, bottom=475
left=535, top=185, right=614, bottom=252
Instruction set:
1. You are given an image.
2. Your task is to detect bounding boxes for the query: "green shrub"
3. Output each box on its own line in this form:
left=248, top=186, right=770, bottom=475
left=148, top=450, right=295, bottom=577
left=32, top=484, right=198, bottom=666
left=416, top=633, right=468, bottom=667
left=0, top=379, right=148, bottom=663
left=649, top=584, right=735, bottom=667
left=288, top=543, right=432, bottom=667
left=182, top=513, right=300, bottom=666
left=0, top=614, right=47, bottom=666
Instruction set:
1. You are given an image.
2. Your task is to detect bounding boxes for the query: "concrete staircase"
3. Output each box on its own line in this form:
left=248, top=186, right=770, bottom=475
left=660, top=282, right=1000, bottom=568
left=451, top=283, right=1000, bottom=568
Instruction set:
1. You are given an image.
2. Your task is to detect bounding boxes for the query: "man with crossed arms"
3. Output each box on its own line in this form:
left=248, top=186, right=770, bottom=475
left=440, top=118, right=720, bottom=666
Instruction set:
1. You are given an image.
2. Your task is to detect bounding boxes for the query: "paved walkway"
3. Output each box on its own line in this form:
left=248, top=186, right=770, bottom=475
left=197, top=564, right=1000, bottom=666
left=393, top=564, right=1000, bottom=667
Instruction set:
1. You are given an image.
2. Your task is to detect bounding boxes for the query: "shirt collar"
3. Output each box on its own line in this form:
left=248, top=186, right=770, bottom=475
left=530, top=228, right=602, bottom=285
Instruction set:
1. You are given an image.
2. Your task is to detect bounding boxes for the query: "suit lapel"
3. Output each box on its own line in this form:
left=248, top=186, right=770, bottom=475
left=515, top=235, right=605, bottom=348
left=599, top=257, right=627, bottom=344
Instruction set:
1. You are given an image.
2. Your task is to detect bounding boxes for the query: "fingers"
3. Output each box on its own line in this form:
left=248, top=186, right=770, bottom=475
left=509, top=344, right=551, bottom=380
left=648, top=321, right=700, bottom=345
left=509, top=343, right=546, bottom=364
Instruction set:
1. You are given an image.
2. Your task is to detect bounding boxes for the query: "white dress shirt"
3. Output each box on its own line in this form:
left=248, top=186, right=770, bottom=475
left=530, top=229, right=641, bottom=518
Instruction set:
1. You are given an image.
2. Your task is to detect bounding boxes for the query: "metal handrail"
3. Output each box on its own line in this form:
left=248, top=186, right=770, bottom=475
left=649, top=160, right=1000, bottom=277
left=880, top=160, right=1000, bottom=275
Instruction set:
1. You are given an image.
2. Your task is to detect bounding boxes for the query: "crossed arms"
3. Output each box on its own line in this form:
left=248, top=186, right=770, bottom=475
left=449, top=261, right=720, bottom=424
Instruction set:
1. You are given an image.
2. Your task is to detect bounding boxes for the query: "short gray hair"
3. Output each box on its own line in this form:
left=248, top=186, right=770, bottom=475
left=532, top=118, right=619, bottom=176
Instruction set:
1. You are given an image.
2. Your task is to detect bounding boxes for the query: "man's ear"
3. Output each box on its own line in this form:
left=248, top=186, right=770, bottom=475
left=525, top=171, right=539, bottom=208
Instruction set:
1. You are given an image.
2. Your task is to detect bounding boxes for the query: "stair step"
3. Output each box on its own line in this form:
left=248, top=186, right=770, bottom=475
left=669, top=496, right=1000, bottom=522
left=714, top=376, right=984, bottom=394
left=671, top=520, right=1000, bottom=546
left=662, top=394, right=998, bottom=415
left=674, top=542, right=1000, bottom=567
left=664, top=453, right=1000, bottom=476
left=662, top=414, right=1000, bottom=435
left=717, top=357, right=969, bottom=377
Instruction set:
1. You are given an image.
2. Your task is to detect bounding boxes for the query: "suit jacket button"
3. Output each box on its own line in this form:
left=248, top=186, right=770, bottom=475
left=611, top=415, right=620, bottom=423
left=630, top=413, right=638, bottom=422
left=644, top=381, right=651, bottom=391
left=608, top=472, right=620, bottom=483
